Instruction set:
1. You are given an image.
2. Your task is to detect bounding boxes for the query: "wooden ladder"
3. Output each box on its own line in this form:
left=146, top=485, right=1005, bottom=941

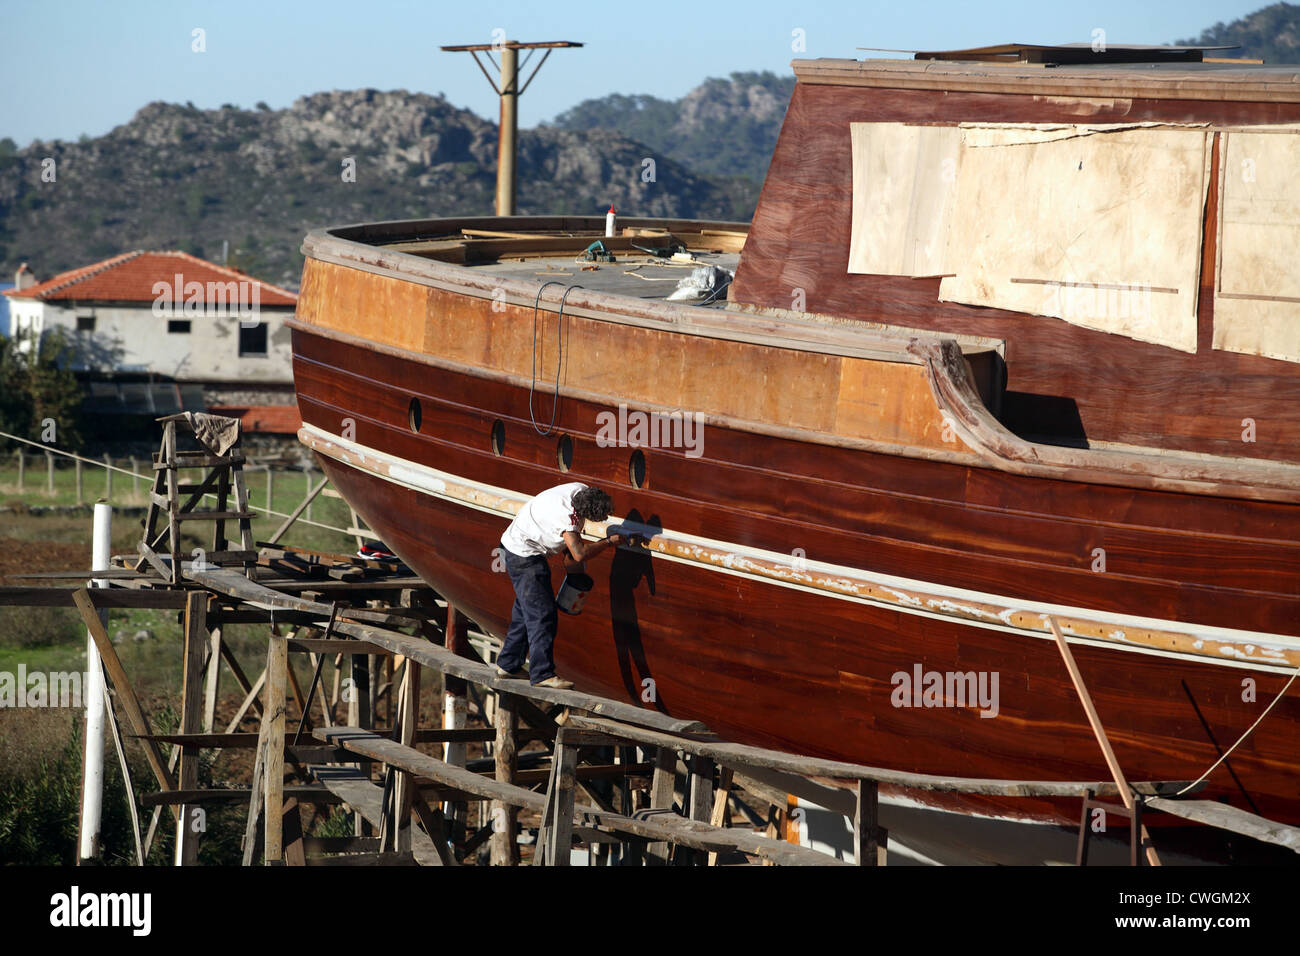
left=136, top=414, right=258, bottom=584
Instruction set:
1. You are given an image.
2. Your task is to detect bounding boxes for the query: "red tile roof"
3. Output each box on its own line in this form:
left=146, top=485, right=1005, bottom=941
left=2, top=251, right=297, bottom=307
left=207, top=403, right=302, bottom=434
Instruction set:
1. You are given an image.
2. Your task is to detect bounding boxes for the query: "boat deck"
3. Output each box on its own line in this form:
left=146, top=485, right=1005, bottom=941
left=465, top=251, right=742, bottom=308
left=370, top=221, right=749, bottom=310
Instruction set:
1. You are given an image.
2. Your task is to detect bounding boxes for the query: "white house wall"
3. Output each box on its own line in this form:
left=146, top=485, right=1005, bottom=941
left=31, top=303, right=294, bottom=382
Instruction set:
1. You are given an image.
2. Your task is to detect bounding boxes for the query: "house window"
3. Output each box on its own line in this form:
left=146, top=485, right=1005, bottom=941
left=238, top=322, right=268, bottom=356
left=76, top=315, right=96, bottom=332
left=168, top=320, right=192, bottom=334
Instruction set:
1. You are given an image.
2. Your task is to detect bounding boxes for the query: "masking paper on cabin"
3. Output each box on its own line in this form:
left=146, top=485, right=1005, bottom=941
left=847, top=124, right=961, bottom=278
left=954, top=121, right=1184, bottom=144
left=1214, top=129, right=1300, bottom=365
left=938, top=126, right=1211, bottom=353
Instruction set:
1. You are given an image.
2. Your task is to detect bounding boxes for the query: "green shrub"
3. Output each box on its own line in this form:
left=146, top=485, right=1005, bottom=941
left=0, top=717, right=145, bottom=865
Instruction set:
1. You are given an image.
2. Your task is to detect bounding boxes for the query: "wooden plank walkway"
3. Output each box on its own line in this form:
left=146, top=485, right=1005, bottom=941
left=1147, top=798, right=1300, bottom=853
left=189, top=566, right=709, bottom=736
left=310, top=766, right=446, bottom=866
left=314, top=727, right=843, bottom=866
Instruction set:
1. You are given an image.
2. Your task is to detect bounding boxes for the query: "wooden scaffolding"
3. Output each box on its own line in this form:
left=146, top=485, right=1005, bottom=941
left=135, top=413, right=256, bottom=585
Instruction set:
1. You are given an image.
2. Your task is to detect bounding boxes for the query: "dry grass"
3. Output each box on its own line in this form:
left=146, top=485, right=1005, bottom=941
left=0, top=709, right=82, bottom=779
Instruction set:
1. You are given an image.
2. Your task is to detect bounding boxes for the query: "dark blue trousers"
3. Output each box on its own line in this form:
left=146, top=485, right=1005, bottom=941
left=498, top=548, right=558, bottom=684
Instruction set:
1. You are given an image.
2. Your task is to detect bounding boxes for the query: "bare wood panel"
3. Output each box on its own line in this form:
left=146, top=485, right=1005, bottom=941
left=731, top=83, right=1300, bottom=463
left=300, top=258, right=964, bottom=455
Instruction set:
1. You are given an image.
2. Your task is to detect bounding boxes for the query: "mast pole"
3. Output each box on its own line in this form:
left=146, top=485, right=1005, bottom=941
left=497, top=44, right=518, bottom=216
left=441, top=40, right=583, bottom=219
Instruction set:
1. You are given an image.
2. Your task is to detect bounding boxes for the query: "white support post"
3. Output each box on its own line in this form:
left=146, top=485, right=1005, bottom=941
left=78, top=501, right=112, bottom=862
left=443, top=693, right=467, bottom=766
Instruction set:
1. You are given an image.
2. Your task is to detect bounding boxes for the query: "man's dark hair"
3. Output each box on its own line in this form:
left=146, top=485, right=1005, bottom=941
left=573, top=486, right=613, bottom=522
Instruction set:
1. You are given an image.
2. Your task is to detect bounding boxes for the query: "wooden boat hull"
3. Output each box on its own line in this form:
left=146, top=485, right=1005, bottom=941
left=290, top=306, right=1300, bottom=829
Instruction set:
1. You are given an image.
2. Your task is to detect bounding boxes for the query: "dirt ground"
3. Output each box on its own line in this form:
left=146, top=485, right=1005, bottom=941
left=0, top=536, right=93, bottom=585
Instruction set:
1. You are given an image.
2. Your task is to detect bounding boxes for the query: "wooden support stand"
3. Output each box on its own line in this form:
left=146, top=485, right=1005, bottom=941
left=490, top=691, right=520, bottom=866
left=136, top=414, right=256, bottom=584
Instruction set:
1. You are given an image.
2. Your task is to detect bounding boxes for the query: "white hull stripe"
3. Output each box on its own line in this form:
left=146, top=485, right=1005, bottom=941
left=299, top=424, right=1300, bottom=673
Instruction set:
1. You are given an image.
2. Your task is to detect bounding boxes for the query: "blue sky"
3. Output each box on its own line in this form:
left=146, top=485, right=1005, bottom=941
left=0, top=0, right=1273, bottom=146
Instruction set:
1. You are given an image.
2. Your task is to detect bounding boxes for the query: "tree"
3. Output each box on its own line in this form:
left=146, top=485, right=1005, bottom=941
left=0, top=329, right=85, bottom=452
left=0, top=336, right=32, bottom=439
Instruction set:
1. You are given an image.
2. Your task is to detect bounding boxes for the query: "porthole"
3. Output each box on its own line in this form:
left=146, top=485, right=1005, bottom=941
left=408, top=397, right=422, bottom=433
left=491, top=419, right=506, bottom=456
left=629, top=449, right=646, bottom=488
left=556, top=434, right=574, bottom=472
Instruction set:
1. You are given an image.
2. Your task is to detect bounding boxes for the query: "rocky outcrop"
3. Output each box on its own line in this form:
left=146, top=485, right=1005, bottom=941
left=0, top=82, right=765, bottom=290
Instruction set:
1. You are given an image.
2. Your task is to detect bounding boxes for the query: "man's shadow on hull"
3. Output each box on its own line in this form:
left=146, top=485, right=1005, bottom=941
left=606, top=510, right=666, bottom=713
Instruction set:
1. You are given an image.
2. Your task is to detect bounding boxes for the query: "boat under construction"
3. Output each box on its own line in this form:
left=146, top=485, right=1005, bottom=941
left=288, top=43, right=1300, bottom=842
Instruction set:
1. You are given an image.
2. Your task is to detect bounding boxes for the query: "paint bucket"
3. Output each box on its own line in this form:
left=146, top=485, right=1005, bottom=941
left=555, top=572, right=594, bottom=615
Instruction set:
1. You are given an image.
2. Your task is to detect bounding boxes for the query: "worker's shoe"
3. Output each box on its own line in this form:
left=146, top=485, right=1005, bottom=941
left=534, top=676, right=574, bottom=690
left=495, top=665, right=529, bottom=679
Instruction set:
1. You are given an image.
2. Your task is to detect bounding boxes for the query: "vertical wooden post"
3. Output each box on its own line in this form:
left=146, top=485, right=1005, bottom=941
left=232, top=454, right=253, bottom=556
left=242, top=741, right=267, bottom=865
left=350, top=505, right=365, bottom=552
left=213, top=462, right=230, bottom=555
left=854, top=779, right=887, bottom=866
left=262, top=629, right=287, bottom=863
left=443, top=604, right=469, bottom=835
left=1075, top=790, right=1095, bottom=866
left=443, top=605, right=469, bottom=766
left=490, top=691, right=519, bottom=865
left=349, top=652, right=370, bottom=837
left=175, top=592, right=207, bottom=865
left=646, top=747, right=677, bottom=866
left=16, top=448, right=24, bottom=492
left=684, top=754, right=714, bottom=866
left=706, top=766, right=734, bottom=866
left=265, top=467, right=274, bottom=516
left=308, top=653, right=333, bottom=729
left=202, top=627, right=222, bottom=734
left=381, top=656, right=393, bottom=727
left=762, top=804, right=785, bottom=866
left=393, top=660, right=421, bottom=853
left=46, top=450, right=54, bottom=494
left=545, top=728, right=578, bottom=866
left=75, top=458, right=83, bottom=504
left=103, top=453, right=112, bottom=500
left=165, top=423, right=180, bottom=584
left=349, top=655, right=371, bottom=727
left=281, top=797, right=306, bottom=866
left=367, top=654, right=379, bottom=731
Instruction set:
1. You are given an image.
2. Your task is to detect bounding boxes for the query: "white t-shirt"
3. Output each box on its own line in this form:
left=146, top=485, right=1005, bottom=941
left=501, top=482, right=587, bottom=557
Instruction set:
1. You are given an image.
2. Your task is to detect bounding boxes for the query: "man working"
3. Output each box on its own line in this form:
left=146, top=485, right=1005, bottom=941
left=496, top=482, right=630, bottom=688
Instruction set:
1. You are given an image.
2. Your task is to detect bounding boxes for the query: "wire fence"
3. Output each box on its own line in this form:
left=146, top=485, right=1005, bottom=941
left=0, top=428, right=357, bottom=539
